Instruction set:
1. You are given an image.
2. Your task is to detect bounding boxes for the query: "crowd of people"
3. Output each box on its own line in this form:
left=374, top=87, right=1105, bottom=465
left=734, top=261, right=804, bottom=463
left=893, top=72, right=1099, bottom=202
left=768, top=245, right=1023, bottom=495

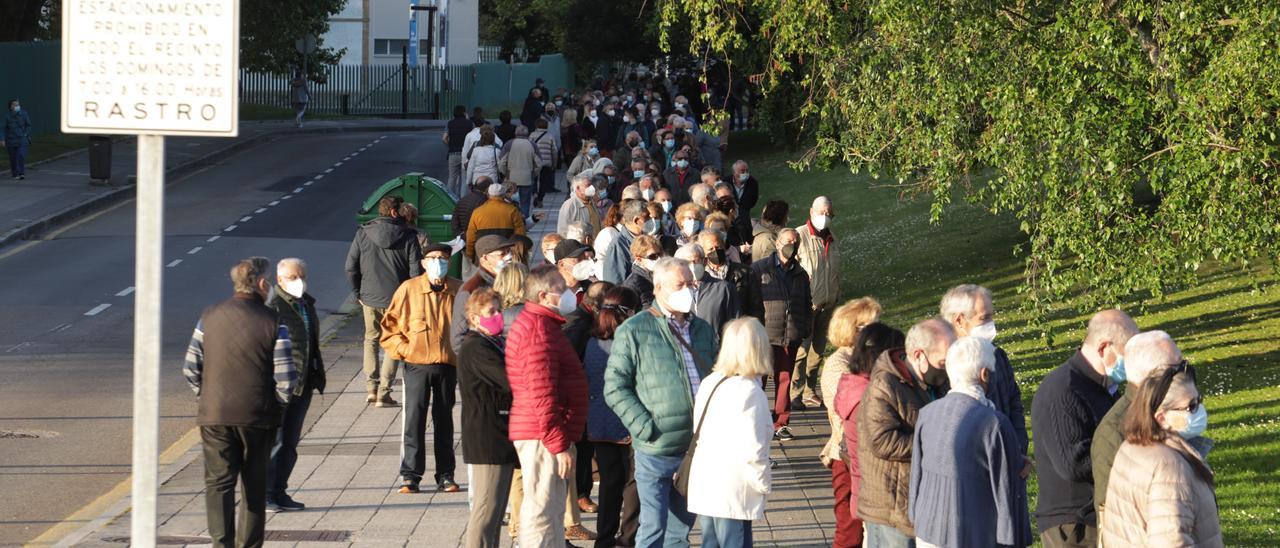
left=180, top=76, right=1224, bottom=548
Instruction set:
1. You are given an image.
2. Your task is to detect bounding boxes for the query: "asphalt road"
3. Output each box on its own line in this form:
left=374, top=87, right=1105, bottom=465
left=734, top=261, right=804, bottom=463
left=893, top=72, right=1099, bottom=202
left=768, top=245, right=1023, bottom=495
left=0, top=129, right=448, bottom=544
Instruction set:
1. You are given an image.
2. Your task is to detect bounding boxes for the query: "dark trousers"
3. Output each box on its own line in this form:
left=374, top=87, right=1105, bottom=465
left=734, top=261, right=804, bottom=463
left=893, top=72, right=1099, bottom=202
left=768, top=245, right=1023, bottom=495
left=201, top=425, right=275, bottom=548
left=832, top=462, right=863, bottom=548
left=401, top=363, right=457, bottom=483
left=6, top=144, right=26, bottom=176
left=766, top=343, right=800, bottom=429
left=536, top=166, right=556, bottom=199
left=1040, top=523, right=1096, bottom=548
left=268, top=387, right=313, bottom=500
left=518, top=185, right=534, bottom=218
left=592, top=443, right=634, bottom=547
left=576, top=438, right=595, bottom=499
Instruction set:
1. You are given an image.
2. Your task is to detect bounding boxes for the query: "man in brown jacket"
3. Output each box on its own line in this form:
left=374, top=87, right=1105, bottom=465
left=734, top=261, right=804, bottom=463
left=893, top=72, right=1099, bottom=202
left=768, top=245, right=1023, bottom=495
left=857, top=318, right=954, bottom=548
left=382, top=243, right=463, bottom=494
left=466, top=183, right=526, bottom=264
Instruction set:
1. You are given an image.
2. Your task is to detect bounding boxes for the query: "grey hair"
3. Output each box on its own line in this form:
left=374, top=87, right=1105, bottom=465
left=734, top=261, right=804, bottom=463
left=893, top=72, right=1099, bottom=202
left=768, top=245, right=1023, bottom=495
left=733, top=159, right=749, bottom=170
left=812, top=196, right=831, bottom=209
left=621, top=199, right=648, bottom=223
left=565, top=221, right=591, bottom=242
left=940, top=284, right=993, bottom=321
left=712, top=182, right=732, bottom=194
left=1123, top=330, right=1181, bottom=387
left=487, top=183, right=506, bottom=197
left=689, top=183, right=711, bottom=206
left=674, top=243, right=704, bottom=261
left=515, top=125, right=530, bottom=137
left=777, top=227, right=800, bottom=241
left=946, top=336, right=996, bottom=389
left=523, top=264, right=566, bottom=303
left=571, top=174, right=592, bottom=190
left=277, top=257, right=307, bottom=275
left=621, top=185, right=642, bottom=200
left=652, top=257, right=691, bottom=288
left=905, top=318, right=956, bottom=356
left=230, top=257, right=271, bottom=294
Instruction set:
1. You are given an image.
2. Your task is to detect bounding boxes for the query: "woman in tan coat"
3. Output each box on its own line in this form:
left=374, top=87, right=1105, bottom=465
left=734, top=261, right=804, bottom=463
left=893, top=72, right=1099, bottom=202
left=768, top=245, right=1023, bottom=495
left=1099, top=366, right=1222, bottom=547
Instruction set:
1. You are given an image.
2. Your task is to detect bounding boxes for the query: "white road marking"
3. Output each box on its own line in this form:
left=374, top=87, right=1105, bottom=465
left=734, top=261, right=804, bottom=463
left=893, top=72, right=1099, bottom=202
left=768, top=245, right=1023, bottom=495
left=304, top=181, right=314, bottom=186
left=116, top=286, right=135, bottom=297
left=268, top=201, right=280, bottom=206
left=224, top=225, right=237, bottom=232
left=207, top=235, right=221, bottom=243
left=324, top=168, right=333, bottom=173
left=255, top=208, right=267, bottom=213
left=52, top=323, right=73, bottom=333
left=240, top=216, right=252, bottom=222
left=334, top=162, right=343, bottom=167
left=282, top=195, right=293, bottom=200
left=187, top=246, right=203, bottom=255
left=350, top=152, right=359, bottom=156
left=6, top=342, right=33, bottom=353
left=344, top=156, right=351, bottom=161
left=313, top=174, right=324, bottom=179
left=167, top=259, right=183, bottom=268
left=293, top=187, right=304, bottom=193
left=85, top=304, right=112, bottom=316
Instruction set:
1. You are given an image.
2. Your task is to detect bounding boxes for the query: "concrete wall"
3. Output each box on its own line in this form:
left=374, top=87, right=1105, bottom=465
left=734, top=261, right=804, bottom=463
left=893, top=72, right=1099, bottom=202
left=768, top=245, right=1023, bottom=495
left=323, top=0, right=478, bottom=66
left=443, top=0, right=479, bottom=65
left=0, top=42, right=61, bottom=136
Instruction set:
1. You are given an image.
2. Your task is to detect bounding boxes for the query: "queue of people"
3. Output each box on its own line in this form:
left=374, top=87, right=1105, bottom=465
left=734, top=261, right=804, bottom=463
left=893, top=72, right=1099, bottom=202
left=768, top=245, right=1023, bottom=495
left=180, top=80, right=1222, bottom=548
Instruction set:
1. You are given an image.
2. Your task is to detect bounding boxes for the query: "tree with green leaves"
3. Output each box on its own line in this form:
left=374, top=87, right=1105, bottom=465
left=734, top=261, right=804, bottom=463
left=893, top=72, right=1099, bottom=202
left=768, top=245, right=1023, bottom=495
left=239, top=0, right=346, bottom=78
left=662, top=0, right=1280, bottom=321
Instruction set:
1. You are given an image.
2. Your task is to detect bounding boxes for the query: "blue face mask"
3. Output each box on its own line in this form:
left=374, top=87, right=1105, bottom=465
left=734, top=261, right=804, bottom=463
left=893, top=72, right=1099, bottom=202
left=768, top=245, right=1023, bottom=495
left=1106, top=356, right=1127, bottom=385
left=588, top=147, right=599, bottom=156
left=633, top=170, right=646, bottom=178
left=1172, top=405, right=1209, bottom=439
left=664, top=139, right=676, bottom=149
left=676, top=159, right=689, bottom=169
left=642, top=219, right=660, bottom=235
left=607, top=175, right=616, bottom=184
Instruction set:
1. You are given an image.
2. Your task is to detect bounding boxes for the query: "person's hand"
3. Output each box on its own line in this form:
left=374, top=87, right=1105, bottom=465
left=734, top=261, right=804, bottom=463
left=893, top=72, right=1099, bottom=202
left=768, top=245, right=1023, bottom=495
left=555, top=451, right=573, bottom=480
left=1020, top=456, right=1033, bottom=479
left=620, top=436, right=632, bottom=445
left=738, top=243, right=751, bottom=254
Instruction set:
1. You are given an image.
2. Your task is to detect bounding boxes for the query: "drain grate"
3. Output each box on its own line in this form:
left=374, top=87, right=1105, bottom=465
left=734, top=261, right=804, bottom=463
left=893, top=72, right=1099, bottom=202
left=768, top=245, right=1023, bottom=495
left=0, top=429, right=58, bottom=439
left=103, top=530, right=351, bottom=544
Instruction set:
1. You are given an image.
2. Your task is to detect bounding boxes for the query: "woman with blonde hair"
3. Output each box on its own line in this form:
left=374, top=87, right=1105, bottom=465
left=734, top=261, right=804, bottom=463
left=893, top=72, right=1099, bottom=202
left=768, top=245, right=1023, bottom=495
left=491, top=262, right=528, bottom=331
left=687, top=317, right=774, bottom=547
left=819, top=297, right=882, bottom=547
left=1100, top=366, right=1221, bottom=546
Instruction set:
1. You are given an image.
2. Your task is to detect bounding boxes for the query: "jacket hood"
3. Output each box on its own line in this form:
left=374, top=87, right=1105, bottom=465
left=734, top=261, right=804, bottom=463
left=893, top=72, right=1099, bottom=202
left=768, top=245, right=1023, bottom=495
left=362, top=216, right=413, bottom=249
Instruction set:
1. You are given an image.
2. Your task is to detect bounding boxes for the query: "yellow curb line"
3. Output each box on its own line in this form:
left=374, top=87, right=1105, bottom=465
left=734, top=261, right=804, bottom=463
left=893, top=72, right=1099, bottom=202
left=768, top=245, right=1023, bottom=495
left=25, top=294, right=359, bottom=547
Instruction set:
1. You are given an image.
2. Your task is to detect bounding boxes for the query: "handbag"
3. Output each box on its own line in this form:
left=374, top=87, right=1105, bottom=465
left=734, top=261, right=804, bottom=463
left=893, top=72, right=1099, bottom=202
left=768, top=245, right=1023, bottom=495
left=674, top=374, right=727, bottom=497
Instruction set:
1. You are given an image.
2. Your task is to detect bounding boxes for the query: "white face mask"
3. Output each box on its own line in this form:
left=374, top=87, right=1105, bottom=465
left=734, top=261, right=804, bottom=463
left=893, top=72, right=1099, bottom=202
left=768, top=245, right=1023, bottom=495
left=572, top=259, right=595, bottom=281
left=811, top=214, right=828, bottom=231
left=642, top=258, right=657, bottom=271
left=681, top=218, right=700, bottom=236
left=970, top=321, right=998, bottom=342
left=641, top=188, right=655, bottom=201
left=689, top=263, right=706, bottom=280
left=583, top=185, right=597, bottom=198
left=557, top=288, right=578, bottom=316
left=665, top=286, right=695, bottom=314
left=282, top=278, right=306, bottom=299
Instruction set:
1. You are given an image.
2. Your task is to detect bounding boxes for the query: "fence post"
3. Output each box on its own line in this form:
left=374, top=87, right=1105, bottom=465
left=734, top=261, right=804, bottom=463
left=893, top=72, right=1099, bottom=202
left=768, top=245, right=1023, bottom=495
left=401, top=46, right=409, bottom=119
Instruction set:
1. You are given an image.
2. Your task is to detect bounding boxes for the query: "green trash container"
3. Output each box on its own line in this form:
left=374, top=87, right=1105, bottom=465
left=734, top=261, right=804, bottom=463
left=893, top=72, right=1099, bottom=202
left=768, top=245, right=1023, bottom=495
left=357, top=172, right=463, bottom=278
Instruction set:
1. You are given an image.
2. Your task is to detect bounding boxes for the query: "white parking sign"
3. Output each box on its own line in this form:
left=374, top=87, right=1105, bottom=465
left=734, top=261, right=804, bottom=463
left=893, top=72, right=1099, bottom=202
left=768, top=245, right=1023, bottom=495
left=61, top=0, right=240, bottom=136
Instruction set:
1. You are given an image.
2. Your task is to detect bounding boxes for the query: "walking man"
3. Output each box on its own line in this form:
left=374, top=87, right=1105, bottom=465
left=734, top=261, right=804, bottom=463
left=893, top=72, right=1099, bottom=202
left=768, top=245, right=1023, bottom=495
left=381, top=243, right=463, bottom=493
left=793, top=196, right=840, bottom=409
left=606, top=258, right=718, bottom=547
left=183, top=257, right=297, bottom=547
left=265, top=258, right=327, bottom=512
left=346, top=196, right=423, bottom=407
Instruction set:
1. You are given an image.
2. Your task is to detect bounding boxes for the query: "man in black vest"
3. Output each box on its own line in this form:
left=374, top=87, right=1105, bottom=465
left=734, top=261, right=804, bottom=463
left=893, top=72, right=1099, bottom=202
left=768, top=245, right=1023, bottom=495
left=183, top=257, right=297, bottom=547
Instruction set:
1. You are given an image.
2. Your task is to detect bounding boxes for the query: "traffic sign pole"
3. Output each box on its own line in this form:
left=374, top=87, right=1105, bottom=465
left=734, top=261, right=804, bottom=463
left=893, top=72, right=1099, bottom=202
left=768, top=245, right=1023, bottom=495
left=131, top=134, right=165, bottom=548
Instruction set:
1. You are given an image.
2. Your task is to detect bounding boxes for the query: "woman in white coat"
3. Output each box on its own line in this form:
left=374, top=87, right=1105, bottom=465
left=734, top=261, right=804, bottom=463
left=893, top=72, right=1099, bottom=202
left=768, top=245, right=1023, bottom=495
left=687, top=317, right=774, bottom=547
left=466, top=127, right=502, bottom=187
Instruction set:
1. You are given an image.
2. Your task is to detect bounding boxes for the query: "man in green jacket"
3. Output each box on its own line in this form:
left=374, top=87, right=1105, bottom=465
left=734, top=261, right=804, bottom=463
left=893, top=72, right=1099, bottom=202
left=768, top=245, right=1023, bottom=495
left=605, top=257, right=718, bottom=548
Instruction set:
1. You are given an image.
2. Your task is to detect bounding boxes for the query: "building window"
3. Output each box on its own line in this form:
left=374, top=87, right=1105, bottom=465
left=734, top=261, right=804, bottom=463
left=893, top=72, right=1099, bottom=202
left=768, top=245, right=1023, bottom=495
left=373, top=39, right=430, bottom=56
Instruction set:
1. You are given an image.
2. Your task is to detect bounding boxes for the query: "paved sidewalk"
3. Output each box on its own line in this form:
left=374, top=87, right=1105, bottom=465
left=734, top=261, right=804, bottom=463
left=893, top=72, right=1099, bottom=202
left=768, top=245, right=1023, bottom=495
left=0, top=118, right=444, bottom=247
left=60, top=183, right=837, bottom=547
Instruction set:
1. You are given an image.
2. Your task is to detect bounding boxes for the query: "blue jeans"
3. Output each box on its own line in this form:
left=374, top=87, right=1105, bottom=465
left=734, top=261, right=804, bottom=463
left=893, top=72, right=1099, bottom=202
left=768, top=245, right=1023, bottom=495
left=633, top=451, right=695, bottom=548
left=6, top=144, right=26, bottom=176
left=268, top=386, right=312, bottom=500
left=864, top=522, right=915, bottom=548
left=700, top=516, right=752, bottom=548
left=518, top=184, right=534, bottom=218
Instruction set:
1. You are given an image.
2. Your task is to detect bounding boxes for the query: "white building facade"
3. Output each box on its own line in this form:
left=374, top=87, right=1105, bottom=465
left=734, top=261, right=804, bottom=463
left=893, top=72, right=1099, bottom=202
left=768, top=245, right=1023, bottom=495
left=324, top=0, right=479, bottom=65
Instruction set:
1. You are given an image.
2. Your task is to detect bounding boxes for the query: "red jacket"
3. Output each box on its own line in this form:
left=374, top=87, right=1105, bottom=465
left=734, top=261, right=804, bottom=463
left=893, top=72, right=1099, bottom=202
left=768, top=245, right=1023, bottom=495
left=835, top=371, right=871, bottom=512
left=505, top=303, right=588, bottom=454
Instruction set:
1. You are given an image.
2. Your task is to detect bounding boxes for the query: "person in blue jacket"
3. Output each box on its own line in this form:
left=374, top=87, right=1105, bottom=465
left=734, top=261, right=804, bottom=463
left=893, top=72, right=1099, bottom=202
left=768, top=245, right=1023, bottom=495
left=4, top=99, right=32, bottom=180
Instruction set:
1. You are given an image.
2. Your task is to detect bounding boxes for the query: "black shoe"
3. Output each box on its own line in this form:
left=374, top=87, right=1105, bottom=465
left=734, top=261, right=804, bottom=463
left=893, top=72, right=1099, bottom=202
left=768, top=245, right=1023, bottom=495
left=273, top=494, right=305, bottom=510
left=437, top=476, right=460, bottom=492
left=265, top=500, right=284, bottom=513
left=774, top=426, right=795, bottom=441
left=790, top=397, right=806, bottom=410
left=534, top=198, right=544, bottom=208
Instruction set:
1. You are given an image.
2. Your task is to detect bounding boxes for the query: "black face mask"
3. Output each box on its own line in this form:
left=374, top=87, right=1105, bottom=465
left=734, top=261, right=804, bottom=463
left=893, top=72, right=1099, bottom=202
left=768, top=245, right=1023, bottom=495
left=922, top=363, right=949, bottom=388
left=707, top=248, right=726, bottom=265
left=779, top=243, right=797, bottom=260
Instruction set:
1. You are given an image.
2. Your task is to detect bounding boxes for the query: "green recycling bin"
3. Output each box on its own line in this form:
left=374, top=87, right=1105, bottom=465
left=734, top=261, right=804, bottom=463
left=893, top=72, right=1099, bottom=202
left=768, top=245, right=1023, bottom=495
left=357, top=172, right=462, bottom=278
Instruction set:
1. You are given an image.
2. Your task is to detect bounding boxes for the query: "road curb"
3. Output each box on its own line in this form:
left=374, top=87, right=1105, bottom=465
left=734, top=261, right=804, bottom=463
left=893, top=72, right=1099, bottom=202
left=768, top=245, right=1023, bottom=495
left=1, top=124, right=439, bottom=249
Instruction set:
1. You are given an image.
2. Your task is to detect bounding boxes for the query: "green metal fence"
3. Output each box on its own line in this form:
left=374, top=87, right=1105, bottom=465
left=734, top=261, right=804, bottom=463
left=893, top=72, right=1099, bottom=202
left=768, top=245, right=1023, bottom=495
left=240, top=64, right=475, bottom=117
left=0, top=41, right=62, bottom=136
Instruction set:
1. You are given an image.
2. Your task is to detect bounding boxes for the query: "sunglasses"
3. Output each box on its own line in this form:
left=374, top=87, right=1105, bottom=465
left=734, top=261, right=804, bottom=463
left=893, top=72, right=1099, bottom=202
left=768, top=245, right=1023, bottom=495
left=643, top=253, right=662, bottom=261
left=1149, top=359, right=1200, bottom=415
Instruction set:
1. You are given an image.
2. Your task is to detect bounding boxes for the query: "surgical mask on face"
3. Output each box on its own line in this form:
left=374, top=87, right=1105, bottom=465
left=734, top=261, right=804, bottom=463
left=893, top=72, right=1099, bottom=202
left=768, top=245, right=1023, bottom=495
left=478, top=312, right=505, bottom=336
left=676, top=159, right=689, bottom=169
left=588, top=146, right=599, bottom=156
left=641, top=188, right=655, bottom=201
left=11, top=105, right=19, bottom=112
left=557, top=288, right=578, bottom=316
left=607, top=175, right=616, bottom=185
left=605, top=109, right=616, bottom=117
left=707, top=248, right=726, bottom=265
left=624, top=116, right=633, bottom=124
left=660, top=201, right=672, bottom=213
left=681, top=218, right=701, bottom=236
left=664, top=138, right=676, bottom=149
left=689, top=263, right=706, bottom=280
left=282, top=278, right=307, bottom=299
left=738, top=172, right=749, bottom=183
left=1167, top=405, right=1209, bottom=439
left=811, top=214, right=829, bottom=231
left=970, top=321, right=998, bottom=342
left=425, top=258, right=449, bottom=280
left=572, top=259, right=595, bottom=281
left=652, top=108, right=661, bottom=117
left=666, top=286, right=695, bottom=313
left=633, top=169, right=647, bottom=179
left=642, top=258, right=657, bottom=271
left=555, top=99, right=563, bottom=107
left=643, top=219, right=660, bottom=235
left=588, top=113, right=599, bottom=121
left=495, top=255, right=512, bottom=272
left=923, top=365, right=949, bottom=388
left=1106, top=355, right=1127, bottom=385
left=779, top=243, right=797, bottom=260
left=583, top=185, right=597, bottom=198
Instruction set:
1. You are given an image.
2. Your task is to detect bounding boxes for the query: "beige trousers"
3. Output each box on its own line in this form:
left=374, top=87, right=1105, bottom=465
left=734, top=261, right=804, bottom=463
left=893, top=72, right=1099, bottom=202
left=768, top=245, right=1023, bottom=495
left=512, top=441, right=576, bottom=547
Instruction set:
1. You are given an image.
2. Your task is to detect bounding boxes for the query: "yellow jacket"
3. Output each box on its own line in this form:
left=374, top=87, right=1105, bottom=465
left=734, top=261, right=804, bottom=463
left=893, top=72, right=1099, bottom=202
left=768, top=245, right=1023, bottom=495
left=380, top=275, right=460, bottom=366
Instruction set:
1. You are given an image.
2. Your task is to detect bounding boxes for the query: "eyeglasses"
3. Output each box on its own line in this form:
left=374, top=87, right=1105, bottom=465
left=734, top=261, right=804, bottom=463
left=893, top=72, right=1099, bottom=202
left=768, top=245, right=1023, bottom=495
left=643, top=253, right=662, bottom=261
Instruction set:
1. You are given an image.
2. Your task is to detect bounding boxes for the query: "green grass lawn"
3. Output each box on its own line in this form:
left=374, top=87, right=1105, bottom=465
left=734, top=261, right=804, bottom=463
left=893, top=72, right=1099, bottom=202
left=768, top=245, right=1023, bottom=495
left=728, top=131, right=1280, bottom=544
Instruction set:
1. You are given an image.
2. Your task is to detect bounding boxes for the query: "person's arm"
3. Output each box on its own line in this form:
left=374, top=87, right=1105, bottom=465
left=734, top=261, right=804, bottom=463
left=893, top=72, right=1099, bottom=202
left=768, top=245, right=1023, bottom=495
left=345, top=234, right=362, bottom=300
left=512, top=205, right=526, bottom=235
left=273, top=324, right=297, bottom=404
left=990, top=420, right=1020, bottom=546
left=379, top=284, right=413, bottom=360
left=1034, top=387, right=1096, bottom=483
left=556, top=201, right=571, bottom=235
left=182, top=320, right=205, bottom=395
left=996, top=348, right=1030, bottom=455
left=745, top=267, right=765, bottom=321
left=407, top=235, right=423, bottom=277
left=860, top=378, right=916, bottom=461
left=740, top=387, right=774, bottom=495
left=603, top=326, right=656, bottom=441
left=450, top=289, right=470, bottom=356
left=468, top=340, right=512, bottom=392
left=1144, top=457, right=1201, bottom=546
left=465, top=212, right=480, bottom=259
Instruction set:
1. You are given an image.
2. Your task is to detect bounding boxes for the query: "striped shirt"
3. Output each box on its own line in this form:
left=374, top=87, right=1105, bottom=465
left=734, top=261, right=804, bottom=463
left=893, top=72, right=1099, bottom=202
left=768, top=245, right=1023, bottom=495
left=183, top=320, right=297, bottom=404
left=657, top=302, right=701, bottom=397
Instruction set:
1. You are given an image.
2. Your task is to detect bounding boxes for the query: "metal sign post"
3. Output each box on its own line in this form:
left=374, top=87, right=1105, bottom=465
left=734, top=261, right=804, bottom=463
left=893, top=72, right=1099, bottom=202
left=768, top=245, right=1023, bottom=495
left=408, top=0, right=420, bottom=68
left=62, top=1, right=240, bottom=545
